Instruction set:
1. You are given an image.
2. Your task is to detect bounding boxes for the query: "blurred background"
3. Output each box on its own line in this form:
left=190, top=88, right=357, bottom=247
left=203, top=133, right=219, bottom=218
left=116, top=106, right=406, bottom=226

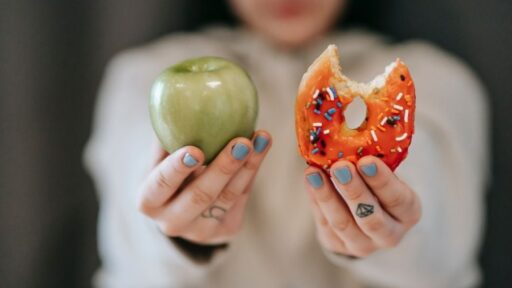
left=0, top=0, right=511, bottom=287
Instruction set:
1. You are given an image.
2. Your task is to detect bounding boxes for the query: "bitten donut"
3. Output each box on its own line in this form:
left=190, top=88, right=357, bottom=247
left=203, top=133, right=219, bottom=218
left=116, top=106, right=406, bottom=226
left=295, top=45, right=416, bottom=171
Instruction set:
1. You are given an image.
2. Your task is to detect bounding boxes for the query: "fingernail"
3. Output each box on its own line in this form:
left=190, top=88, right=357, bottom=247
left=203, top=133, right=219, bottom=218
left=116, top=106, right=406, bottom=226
left=253, top=135, right=269, bottom=153
left=183, top=153, right=198, bottom=167
left=361, top=163, right=377, bottom=177
left=334, top=166, right=352, bottom=184
left=232, top=143, right=249, bottom=160
left=306, top=172, right=323, bottom=189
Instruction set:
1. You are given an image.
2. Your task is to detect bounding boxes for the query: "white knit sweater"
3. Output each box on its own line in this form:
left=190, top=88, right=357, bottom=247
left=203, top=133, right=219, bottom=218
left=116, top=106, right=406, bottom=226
left=84, top=27, right=489, bottom=288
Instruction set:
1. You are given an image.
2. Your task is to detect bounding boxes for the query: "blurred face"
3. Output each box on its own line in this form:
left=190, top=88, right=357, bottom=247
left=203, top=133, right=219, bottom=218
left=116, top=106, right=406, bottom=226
left=229, top=0, right=346, bottom=49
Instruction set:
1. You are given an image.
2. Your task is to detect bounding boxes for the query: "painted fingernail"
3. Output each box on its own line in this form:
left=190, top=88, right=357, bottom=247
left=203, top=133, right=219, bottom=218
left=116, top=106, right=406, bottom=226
left=183, top=153, right=198, bottom=167
left=232, top=143, right=249, bottom=160
left=253, top=135, right=269, bottom=153
left=334, top=166, right=352, bottom=184
left=361, top=163, right=377, bottom=177
left=306, top=172, right=323, bottom=189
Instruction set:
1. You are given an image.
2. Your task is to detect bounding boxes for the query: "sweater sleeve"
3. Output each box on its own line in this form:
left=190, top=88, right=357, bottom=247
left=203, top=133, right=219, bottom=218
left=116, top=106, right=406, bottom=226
left=83, top=48, right=230, bottom=288
left=323, top=42, right=490, bottom=288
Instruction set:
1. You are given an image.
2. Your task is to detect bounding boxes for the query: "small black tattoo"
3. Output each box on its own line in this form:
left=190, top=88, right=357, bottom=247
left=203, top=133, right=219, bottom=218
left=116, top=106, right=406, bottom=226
left=201, top=205, right=227, bottom=221
left=356, top=203, right=374, bottom=218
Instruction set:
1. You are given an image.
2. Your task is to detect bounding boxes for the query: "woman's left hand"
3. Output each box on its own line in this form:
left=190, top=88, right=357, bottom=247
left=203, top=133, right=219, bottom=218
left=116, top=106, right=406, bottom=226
left=304, top=156, right=422, bottom=258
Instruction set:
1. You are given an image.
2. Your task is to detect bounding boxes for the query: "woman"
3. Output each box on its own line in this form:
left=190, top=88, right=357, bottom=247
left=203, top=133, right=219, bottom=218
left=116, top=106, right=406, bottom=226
left=84, top=0, right=489, bottom=287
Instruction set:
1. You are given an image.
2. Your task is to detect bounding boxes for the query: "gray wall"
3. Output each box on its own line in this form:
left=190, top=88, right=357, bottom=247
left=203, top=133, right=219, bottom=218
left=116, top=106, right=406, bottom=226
left=1, top=0, right=510, bottom=287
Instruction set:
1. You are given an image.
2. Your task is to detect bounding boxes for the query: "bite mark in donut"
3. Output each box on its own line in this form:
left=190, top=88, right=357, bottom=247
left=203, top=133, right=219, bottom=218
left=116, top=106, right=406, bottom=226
left=295, top=45, right=416, bottom=171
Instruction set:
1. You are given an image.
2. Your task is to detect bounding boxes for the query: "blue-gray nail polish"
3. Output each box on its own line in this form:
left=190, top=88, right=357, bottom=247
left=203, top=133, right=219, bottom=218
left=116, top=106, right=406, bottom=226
left=183, top=153, right=198, bottom=167
left=334, top=166, right=352, bottom=184
left=232, top=143, right=249, bottom=160
left=306, top=172, right=323, bottom=189
left=253, top=135, right=269, bottom=153
left=361, top=163, right=377, bottom=177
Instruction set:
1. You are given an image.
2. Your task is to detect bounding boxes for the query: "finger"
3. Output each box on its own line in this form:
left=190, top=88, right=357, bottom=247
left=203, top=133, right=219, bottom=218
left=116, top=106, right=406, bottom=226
left=212, top=131, right=272, bottom=211
left=161, top=137, right=253, bottom=226
left=357, top=156, right=422, bottom=227
left=330, top=161, right=404, bottom=248
left=306, top=188, right=348, bottom=253
left=182, top=184, right=253, bottom=244
left=304, top=167, right=373, bottom=255
left=138, top=146, right=204, bottom=213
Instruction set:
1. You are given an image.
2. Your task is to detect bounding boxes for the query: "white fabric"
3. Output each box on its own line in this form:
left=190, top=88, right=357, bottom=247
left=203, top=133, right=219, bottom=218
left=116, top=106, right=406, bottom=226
left=83, top=27, right=489, bottom=288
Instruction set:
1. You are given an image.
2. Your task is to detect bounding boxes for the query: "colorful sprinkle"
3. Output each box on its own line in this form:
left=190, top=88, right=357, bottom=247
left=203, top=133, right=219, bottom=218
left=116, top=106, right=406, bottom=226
left=393, top=104, right=404, bottom=111
left=380, top=117, right=388, bottom=126
left=377, top=125, right=387, bottom=132
left=397, top=147, right=403, bottom=153
left=314, top=109, right=321, bottom=115
left=407, top=80, right=412, bottom=86
left=395, top=92, right=403, bottom=101
left=327, top=86, right=336, bottom=100
left=396, top=133, right=408, bottom=141
left=323, top=129, right=330, bottom=135
left=306, top=102, right=311, bottom=109
left=392, top=115, right=401, bottom=121
left=404, top=109, right=409, bottom=123
left=313, top=89, right=320, bottom=99
left=386, top=117, right=397, bottom=125
left=391, top=109, right=400, bottom=114
left=357, top=147, right=364, bottom=156
left=313, top=122, right=322, bottom=127
left=324, top=113, right=332, bottom=121
left=317, top=99, right=323, bottom=105
left=370, top=129, right=378, bottom=142
left=336, top=101, right=342, bottom=108
left=312, top=147, right=319, bottom=154
left=376, top=145, right=382, bottom=152
left=327, top=108, right=336, bottom=115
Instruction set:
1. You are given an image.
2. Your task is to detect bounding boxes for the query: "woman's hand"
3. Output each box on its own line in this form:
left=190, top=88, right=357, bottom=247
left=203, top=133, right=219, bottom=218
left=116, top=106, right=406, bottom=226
left=138, top=130, right=272, bottom=245
left=304, top=156, right=422, bottom=258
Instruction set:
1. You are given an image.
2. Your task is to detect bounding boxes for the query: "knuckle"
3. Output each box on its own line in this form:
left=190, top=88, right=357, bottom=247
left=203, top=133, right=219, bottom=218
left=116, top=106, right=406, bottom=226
left=319, top=216, right=330, bottom=227
left=316, top=189, right=335, bottom=203
left=352, top=245, right=374, bottom=258
left=136, top=196, right=152, bottom=216
left=405, top=201, right=422, bottom=227
left=385, top=191, right=408, bottom=210
left=330, top=218, right=351, bottom=233
left=159, top=222, right=181, bottom=237
left=217, top=187, right=240, bottom=204
left=372, top=174, right=393, bottom=191
left=343, top=187, right=364, bottom=201
left=156, top=170, right=173, bottom=191
left=363, top=215, right=385, bottom=233
left=189, top=185, right=215, bottom=206
left=218, top=161, right=239, bottom=176
left=243, top=158, right=259, bottom=171
left=381, top=234, right=401, bottom=248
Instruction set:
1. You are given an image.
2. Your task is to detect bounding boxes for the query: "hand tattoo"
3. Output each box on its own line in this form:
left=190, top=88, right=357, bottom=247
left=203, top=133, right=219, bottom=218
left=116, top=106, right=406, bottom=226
left=201, top=205, right=227, bottom=221
left=356, top=203, right=374, bottom=218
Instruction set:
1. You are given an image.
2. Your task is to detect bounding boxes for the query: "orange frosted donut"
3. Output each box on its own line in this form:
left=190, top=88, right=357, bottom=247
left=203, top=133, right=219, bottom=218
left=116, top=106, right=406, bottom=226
left=295, top=45, right=416, bottom=171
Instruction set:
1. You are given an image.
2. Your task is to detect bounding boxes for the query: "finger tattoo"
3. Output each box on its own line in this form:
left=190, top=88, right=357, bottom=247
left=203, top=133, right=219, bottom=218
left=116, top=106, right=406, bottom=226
left=201, top=205, right=227, bottom=221
left=355, top=203, right=374, bottom=218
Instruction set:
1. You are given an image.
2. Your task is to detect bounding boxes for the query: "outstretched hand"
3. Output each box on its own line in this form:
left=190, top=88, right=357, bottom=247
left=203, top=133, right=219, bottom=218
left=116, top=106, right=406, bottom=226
left=138, top=130, right=272, bottom=245
left=304, top=156, right=422, bottom=257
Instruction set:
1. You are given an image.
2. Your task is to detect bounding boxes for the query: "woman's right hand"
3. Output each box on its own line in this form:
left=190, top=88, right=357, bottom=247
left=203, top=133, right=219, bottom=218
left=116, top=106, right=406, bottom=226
left=137, top=130, right=272, bottom=245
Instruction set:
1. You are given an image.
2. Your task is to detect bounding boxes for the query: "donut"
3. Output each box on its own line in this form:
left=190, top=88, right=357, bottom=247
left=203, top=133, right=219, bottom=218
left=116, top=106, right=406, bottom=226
left=295, top=45, right=416, bottom=171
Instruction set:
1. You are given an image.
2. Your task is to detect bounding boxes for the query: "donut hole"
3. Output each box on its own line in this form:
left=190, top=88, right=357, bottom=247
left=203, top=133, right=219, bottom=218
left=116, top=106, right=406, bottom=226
left=344, top=96, right=367, bottom=130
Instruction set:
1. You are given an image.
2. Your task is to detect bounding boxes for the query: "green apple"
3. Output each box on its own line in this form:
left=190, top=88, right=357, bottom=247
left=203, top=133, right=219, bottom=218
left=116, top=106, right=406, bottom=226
left=149, top=57, right=258, bottom=164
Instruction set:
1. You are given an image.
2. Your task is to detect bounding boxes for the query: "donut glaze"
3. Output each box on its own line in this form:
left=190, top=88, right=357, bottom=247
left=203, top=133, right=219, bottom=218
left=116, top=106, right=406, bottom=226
left=295, top=45, right=416, bottom=171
